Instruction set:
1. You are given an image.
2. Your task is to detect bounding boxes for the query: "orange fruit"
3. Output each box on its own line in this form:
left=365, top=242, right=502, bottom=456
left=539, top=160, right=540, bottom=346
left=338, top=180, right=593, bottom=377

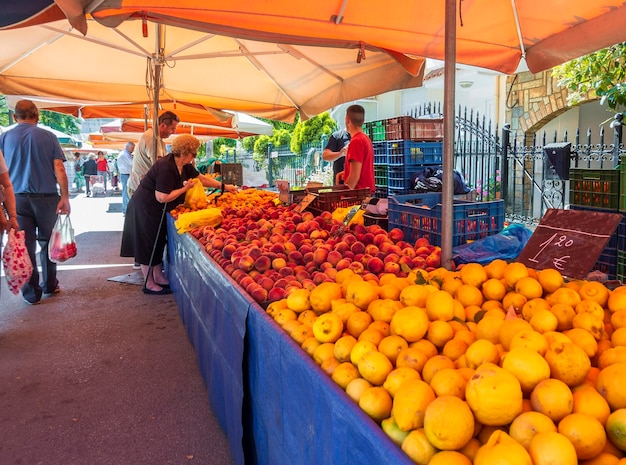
left=378, top=283, right=401, bottom=301
left=547, top=287, right=582, bottom=308
left=459, top=437, right=481, bottom=462
left=391, top=379, right=436, bottom=431
left=298, top=309, right=318, bottom=326
left=516, top=276, right=544, bottom=300
left=597, top=347, right=626, bottom=370
left=441, top=275, right=465, bottom=296
left=498, top=318, right=533, bottom=351
left=286, top=288, right=311, bottom=312
left=410, top=338, right=438, bottom=359
left=544, top=341, right=592, bottom=387
left=484, top=259, right=508, bottom=279
left=501, top=347, right=551, bottom=394
left=502, top=291, right=528, bottom=313
left=273, top=308, right=298, bottom=326
left=345, top=279, right=380, bottom=310
left=301, top=336, right=321, bottom=357
left=349, top=339, right=378, bottom=365
left=459, top=262, right=488, bottom=287
left=597, top=363, right=626, bottom=410
left=475, top=316, right=504, bottom=344
left=576, top=299, right=607, bottom=320
left=606, top=409, right=626, bottom=452
left=312, top=312, right=344, bottom=343
left=565, top=327, right=599, bottom=358
left=426, top=320, right=455, bottom=349
left=522, top=297, right=551, bottom=320
left=429, top=368, right=467, bottom=399
left=345, top=310, right=373, bottom=338
left=537, top=268, right=565, bottom=293
left=312, top=342, right=336, bottom=365
left=558, top=412, right=607, bottom=460
left=455, top=284, right=484, bottom=308
left=345, top=377, right=373, bottom=403
left=573, top=312, right=606, bottom=341
left=530, top=378, right=574, bottom=422
left=309, top=281, right=342, bottom=313
left=390, top=306, right=429, bottom=342
left=366, top=298, right=401, bottom=323
left=424, top=396, right=474, bottom=450
left=609, top=290, right=626, bottom=314
left=357, top=350, right=393, bottom=386
left=357, top=327, right=385, bottom=346
left=529, top=308, right=559, bottom=333
left=465, top=339, right=500, bottom=369
left=289, top=323, right=314, bottom=345
left=401, top=428, right=437, bottom=465
left=612, top=327, right=626, bottom=347
left=509, top=329, right=549, bottom=355
left=508, top=411, right=557, bottom=450
left=395, top=347, right=429, bottom=372
left=579, top=281, right=610, bottom=307
left=550, top=303, right=577, bottom=331
left=441, top=338, right=469, bottom=362
left=334, top=334, right=358, bottom=362
left=358, top=386, right=392, bottom=423
left=503, top=262, right=529, bottom=290
left=377, top=335, right=409, bottom=365
left=425, top=290, right=456, bottom=321
left=331, top=301, right=360, bottom=323
left=482, top=278, right=507, bottom=301
left=612, top=310, right=626, bottom=330
left=454, top=328, right=477, bottom=347
left=529, top=431, right=578, bottom=465
left=383, top=366, right=421, bottom=397
left=331, top=361, right=361, bottom=389
left=428, top=450, right=472, bottom=465
left=421, top=355, right=456, bottom=384
left=474, top=430, right=532, bottom=465
left=465, top=363, right=523, bottom=426
left=399, top=284, right=432, bottom=307
left=581, top=453, right=621, bottom=465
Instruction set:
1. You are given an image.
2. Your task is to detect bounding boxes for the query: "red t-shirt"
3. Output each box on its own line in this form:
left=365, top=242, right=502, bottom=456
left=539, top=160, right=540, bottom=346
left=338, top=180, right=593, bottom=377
left=344, top=131, right=375, bottom=193
left=96, top=158, right=109, bottom=171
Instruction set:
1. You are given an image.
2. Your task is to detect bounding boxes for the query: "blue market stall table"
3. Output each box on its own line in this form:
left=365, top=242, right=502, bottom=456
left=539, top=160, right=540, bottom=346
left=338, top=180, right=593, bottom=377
left=166, top=216, right=413, bottom=465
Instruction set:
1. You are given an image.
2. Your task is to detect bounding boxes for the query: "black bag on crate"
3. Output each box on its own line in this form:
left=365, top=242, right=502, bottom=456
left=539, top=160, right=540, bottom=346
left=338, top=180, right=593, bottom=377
left=410, top=166, right=471, bottom=195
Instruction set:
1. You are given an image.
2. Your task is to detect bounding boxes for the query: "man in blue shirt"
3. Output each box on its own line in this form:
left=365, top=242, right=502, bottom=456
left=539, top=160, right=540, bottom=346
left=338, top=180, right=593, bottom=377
left=117, top=141, right=135, bottom=215
left=322, top=128, right=351, bottom=185
left=0, top=99, right=70, bottom=304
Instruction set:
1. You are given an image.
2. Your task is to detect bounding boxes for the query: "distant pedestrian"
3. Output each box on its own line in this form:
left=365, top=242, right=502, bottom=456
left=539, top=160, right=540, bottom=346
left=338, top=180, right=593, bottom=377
left=96, top=151, right=110, bottom=194
left=82, top=153, right=98, bottom=197
left=117, top=141, right=135, bottom=214
left=0, top=99, right=71, bottom=304
left=74, top=152, right=85, bottom=192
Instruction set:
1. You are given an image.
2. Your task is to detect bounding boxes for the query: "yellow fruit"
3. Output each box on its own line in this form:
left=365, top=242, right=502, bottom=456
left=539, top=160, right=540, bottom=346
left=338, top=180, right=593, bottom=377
left=573, top=312, right=606, bottom=340
left=424, top=396, right=474, bottom=450
left=529, top=431, right=578, bottom=465
left=475, top=316, right=504, bottom=344
left=611, top=309, right=626, bottom=330
left=290, top=323, right=314, bottom=344
left=465, top=363, right=523, bottom=426
left=286, top=288, right=311, bottom=312
left=516, top=276, right=544, bottom=300
left=301, top=336, right=321, bottom=357
left=426, top=320, right=455, bottom=349
left=358, top=327, right=385, bottom=346
left=366, top=298, right=401, bottom=323
left=378, top=283, right=401, bottom=301
left=357, top=350, right=393, bottom=386
left=565, top=327, right=599, bottom=358
left=378, top=335, right=409, bottom=365
left=502, top=291, right=528, bottom=313
left=331, top=301, right=360, bottom=324
left=383, top=366, right=421, bottom=397
left=410, top=338, right=438, bottom=359
left=579, top=281, right=610, bottom=307
left=309, top=281, right=342, bottom=313
left=345, top=311, right=373, bottom=338
left=320, top=356, right=340, bottom=376
left=331, top=362, right=360, bottom=389
left=368, top=318, right=391, bottom=335
left=598, top=347, right=626, bottom=370
left=401, top=428, right=437, bottom=465
left=358, top=386, right=392, bottom=423
left=335, top=267, right=356, bottom=284
left=425, top=290, right=456, bottom=321
left=273, top=308, right=297, bottom=326
left=390, top=306, right=429, bottom=342
left=312, top=342, right=336, bottom=365
left=399, top=284, right=431, bottom=307
left=345, top=377, right=372, bottom=403
left=543, top=330, right=572, bottom=346
left=395, top=347, right=429, bottom=372
left=429, top=368, right=467, bottom=399
left=544, top=341, right=591, bottom=387
left=484, top=259, right=507, bottom=279
left=381, top=415, right=410, bottom=447
left=576, top=299, right=607, bottom=320
left=606, top=409, right=626, bottom=452
left=612, top=327, right=626, bottom=347
left=530, top=378, right=573, bottom=422
left=465, top=339, right=500, bottom=369
left=441, top=338, right=469, bottom=362
left=549, top=302, right=577, bottom=331
left=597, top=363, right=626, bottom=410
left=522, top=297, right=551, bottom=320
left=346, top=279, right=379, bottom=310
left=312, top=312, right=344, bottom=343
left=392, top=379, right=436, bottom=431
left=456, top=284, right=484, bottom=309
left=441, top=276, right=465, bottom=296
left=429, top=450, right=472, bottom=465
left=509, top=329, right=549, bottom=355
left=580, top=453, right=621, bottom=465
left=538, top=268, right=565, bottom=293
left=503, top=262, right=529, bottom=290
left=501, top=347, right=551, bottom=394
left=499, top=318, right=533, bottom=351
left=573, top=385, right=611, bottom=424
left=508, top=411, right=557, bottom=450
left=482, top=278, right=507, bottom=302
left=547, top=287, right=582, bottom=308
left=333, top=334, right=358, bottom=362
left=529, top=308, right=559, bottom=333
left=281, top=318, right=301, bottom=335
left=609, top=290, right=626, bottom=314
left=474, top=430, right=532, bottom=465
left=459, top=262, right=487, bottom=287
left=298, top=309, right=318, bottom=326
left=558, top=413, right=607, bottom=460
left=421, top=355, right=456, bottom=384
left=349, top=340, right=378, bottom=365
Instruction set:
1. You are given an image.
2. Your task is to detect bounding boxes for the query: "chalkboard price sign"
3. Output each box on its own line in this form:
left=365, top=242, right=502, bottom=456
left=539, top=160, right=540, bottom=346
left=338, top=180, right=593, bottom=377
left=516, top=208, right=623, bottom=279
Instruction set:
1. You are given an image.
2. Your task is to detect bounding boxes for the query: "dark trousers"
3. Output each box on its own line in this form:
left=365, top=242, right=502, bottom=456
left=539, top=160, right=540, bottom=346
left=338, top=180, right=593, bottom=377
left=15, top=195, right=59, bottom=301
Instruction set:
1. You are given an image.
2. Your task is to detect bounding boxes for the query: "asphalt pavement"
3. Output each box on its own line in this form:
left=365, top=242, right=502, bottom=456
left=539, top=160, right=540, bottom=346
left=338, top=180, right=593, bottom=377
left=0, top=188, right=235, bottom=465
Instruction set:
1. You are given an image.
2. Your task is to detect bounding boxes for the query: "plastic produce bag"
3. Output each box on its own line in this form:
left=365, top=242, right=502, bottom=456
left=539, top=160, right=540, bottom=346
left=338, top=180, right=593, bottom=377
left=184, top=179, right=208, bottom=210
left=452, top=223, right=533, bottom=265
left=175, top=207, right=223, bottom=234
left=2, top=229, right=34, bottom=294
left=48, top=214, right=78, bottom=263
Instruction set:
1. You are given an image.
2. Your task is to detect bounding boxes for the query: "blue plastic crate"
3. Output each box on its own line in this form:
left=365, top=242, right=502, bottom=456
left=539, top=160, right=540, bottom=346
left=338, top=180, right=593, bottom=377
left=373, top=141, right=388, bottom=165
left=374, top=165, right=388, bottom=187
left=388, top=193, right=504, bottom=247
left=387, top=167, right=413, bottom=191
left=386, top=140, right=443, bottom=166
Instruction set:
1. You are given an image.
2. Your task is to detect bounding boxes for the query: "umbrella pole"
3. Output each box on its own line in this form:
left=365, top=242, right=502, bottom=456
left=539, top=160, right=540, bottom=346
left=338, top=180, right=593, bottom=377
left=152, top=23, right=165, bottom=158
left=441, top=0, right=456, bottom=269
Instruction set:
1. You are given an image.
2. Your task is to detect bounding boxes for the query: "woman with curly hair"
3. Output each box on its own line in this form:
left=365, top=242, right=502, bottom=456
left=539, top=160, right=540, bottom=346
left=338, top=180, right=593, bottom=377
left=121, top=134, right=237, bottom=294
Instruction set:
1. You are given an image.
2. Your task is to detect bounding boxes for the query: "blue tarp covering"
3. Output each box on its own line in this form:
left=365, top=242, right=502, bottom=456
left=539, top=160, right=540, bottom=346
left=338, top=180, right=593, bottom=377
left=166, top=216, right=414, bottom=465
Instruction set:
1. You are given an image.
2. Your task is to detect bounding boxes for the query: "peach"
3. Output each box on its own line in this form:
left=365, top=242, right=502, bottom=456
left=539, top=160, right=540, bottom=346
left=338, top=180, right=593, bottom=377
left=383, top=253, right=400, bottom=264
left=268, top=287, right=286, bottom=302
left=254, top=255, right=271, bottom=273
left=334, top=241, right=350, bottom=254
left=327, top=250, right=343, bottom=267
left=299, top=244, right=313, bottom=256
left=367, top=256, right=385, bottom=274
left=249, top=286, right=269, bottom=304
left=279, top=266, right=295, bottom=277
left=301, top=279, right=316, bottom=291
left=288, top=250, right=304, bottom=265
left=302, top=251, right=314, bottom=264
left=414, top=237, right=431, bottom=248
left=383, top=262, right=400, bottom=275
left=222, top=244, right=237, bottom=259
left=387, top=227, right=404, bottom=242
left=349, top=261, right=365, bottom=274
left=238, top=255, right=256, bottom=272
left=272, top=257, right=287, bottom=270
left=364, top=244, right=380, bottom=256
left=313, top=248, right=329, bottom=266
left=257, top=276, right=275, bottom=292
left=336, top=258, right=352, bottom=271
left=412, top=256, right=427, bottom=269
left=351, top=241, right=366, bottom=255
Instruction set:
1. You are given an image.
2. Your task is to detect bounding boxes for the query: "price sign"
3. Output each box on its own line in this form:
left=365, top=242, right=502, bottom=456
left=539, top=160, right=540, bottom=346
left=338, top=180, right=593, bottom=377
left=294, top=193, right=316, bottom=213
left=516, top=208, right=623, bottom=279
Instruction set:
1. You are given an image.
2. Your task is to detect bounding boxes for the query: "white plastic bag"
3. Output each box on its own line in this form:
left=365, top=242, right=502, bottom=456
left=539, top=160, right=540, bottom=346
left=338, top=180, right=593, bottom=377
left=2, top=229, right=33, bottom=295
left=48, top=214, right=77, bottom=263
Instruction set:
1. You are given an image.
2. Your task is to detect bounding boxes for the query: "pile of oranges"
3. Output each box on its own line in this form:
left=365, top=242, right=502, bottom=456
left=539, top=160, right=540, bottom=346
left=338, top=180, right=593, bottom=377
left=267, top=259, right=626, bottom=465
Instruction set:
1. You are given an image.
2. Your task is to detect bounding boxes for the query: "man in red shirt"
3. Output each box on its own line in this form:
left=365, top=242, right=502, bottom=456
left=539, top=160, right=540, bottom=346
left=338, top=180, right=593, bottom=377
left=339, top=104, right=375, bottom=194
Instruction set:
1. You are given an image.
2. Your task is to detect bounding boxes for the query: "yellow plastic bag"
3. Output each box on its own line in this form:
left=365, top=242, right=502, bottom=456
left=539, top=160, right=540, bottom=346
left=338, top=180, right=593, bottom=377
left=331, top=206, right=365, bottom=225
left=174, top=207, right=223, bottom=234
left=184, top=180, right=208, bottom=210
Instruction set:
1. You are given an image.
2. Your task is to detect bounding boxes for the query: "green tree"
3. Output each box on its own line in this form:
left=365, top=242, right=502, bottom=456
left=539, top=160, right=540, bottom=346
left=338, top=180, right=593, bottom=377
left=0, top=95, right=9, bottom=126
left=553, top=43, right=626, bottom=112
left=39, top=111, right=81, bottom=135
left=212, top=137, right=236, bottom=158
left=290, top=112, right=337, bottom=154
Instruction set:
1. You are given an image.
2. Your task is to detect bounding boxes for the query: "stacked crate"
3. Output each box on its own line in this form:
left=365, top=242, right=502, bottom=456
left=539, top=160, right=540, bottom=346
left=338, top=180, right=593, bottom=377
left=569, top=167, right=624, bottom=280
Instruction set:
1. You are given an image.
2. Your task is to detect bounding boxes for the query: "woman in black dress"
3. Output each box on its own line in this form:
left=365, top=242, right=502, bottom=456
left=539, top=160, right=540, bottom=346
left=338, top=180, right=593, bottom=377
left=121, top=134, right=238, bottom=294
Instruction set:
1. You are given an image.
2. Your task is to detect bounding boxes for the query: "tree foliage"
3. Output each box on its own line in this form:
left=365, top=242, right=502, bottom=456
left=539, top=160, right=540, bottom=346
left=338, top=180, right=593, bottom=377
left=290, top=112, right=337, bottom=154
left=553, top=43, right=626, bottom=112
